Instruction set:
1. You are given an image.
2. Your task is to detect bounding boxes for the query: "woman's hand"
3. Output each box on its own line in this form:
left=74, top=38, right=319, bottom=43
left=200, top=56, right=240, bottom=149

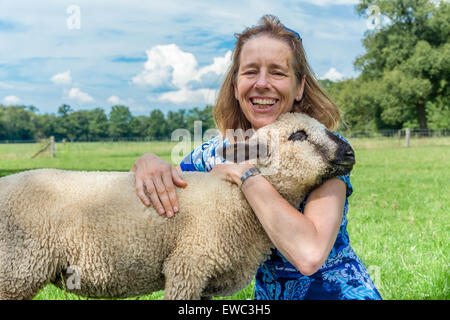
left=210, top=162, right=255, bottom=187
left=131, top=153, right=187, bottom=218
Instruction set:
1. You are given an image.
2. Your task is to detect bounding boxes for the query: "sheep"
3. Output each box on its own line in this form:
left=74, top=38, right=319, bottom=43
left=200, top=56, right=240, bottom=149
left=0, top=112, right=355, bottom=300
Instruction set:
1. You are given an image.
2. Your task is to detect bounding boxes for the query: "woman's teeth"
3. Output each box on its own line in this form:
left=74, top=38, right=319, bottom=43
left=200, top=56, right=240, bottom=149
left=251, top=98, right=277, bottom=109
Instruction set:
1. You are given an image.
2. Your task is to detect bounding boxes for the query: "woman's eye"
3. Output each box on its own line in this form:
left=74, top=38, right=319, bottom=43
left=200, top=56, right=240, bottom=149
left=272, top=71, right=286, bottom=77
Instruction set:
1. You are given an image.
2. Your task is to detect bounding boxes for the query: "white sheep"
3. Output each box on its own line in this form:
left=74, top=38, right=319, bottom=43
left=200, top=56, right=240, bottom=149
left=0, top=112, right=355, bottom=300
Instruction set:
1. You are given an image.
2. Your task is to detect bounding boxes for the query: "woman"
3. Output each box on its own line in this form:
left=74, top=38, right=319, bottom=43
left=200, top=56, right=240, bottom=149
left=131, top=15, right=382, bottom=300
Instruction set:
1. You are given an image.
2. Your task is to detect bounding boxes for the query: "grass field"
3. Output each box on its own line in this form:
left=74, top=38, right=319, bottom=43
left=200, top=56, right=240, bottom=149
left=0, top=137, right=448, bottom=300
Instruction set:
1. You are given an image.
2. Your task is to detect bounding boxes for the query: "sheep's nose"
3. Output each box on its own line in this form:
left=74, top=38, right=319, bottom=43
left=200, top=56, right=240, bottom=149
left=339, top=146, right=355, bottom=166
left=344, top=149, right=355, bottom=163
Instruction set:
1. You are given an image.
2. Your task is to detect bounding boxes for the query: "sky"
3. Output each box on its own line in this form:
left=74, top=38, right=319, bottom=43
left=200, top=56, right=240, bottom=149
left=0, top=0, right=372, bottom=116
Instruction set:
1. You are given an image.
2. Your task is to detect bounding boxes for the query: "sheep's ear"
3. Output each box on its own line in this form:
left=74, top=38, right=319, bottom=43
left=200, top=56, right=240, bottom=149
left=217, top=142, right=269, bottom=163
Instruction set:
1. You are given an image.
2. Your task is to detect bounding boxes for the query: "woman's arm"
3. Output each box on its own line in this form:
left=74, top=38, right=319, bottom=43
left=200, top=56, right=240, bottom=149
left=210, top=163, right=346, bottom=276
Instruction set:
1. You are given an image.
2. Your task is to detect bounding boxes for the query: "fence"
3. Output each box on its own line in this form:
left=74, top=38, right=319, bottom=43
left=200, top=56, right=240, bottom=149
left=0, top=129, right=449, bottom=145
left=338, top=128, right=450, bottom=139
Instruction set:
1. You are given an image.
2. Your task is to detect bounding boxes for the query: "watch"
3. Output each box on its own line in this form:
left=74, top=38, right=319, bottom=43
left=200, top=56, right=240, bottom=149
left=240, top=167, right=261, bottom=187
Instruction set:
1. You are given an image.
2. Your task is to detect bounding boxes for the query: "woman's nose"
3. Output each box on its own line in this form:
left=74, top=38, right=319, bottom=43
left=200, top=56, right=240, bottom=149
left=255, top=72, right=270, bottom=89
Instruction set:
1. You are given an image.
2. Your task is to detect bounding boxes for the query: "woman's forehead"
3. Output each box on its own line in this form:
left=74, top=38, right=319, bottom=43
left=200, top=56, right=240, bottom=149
left=239, top=35, right=292, bottom=68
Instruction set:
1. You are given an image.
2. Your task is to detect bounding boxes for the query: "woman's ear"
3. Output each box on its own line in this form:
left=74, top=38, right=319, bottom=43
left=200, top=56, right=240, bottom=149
left=217, top=142, right=269, bottom=163
left=295, top=75, right=306, bottom=102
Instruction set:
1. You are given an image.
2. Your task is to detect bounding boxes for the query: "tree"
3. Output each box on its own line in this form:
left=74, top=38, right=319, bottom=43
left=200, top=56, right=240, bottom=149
left=185, top=106, right=216, bottom=136
left=130, top=115, right=150, bottom=138
left=0, top=105, right=37, bottom=140
left=147, top=109, right=168, bottom=140
left=355, top=0, right=450, bottom=129
left=58, top=104, right=73, bottom=117
left=67, top=111, right=90, bottom=141
left=109, top=105, right=132, bottom=138
left=87, top=108, right=109, bottom=139
left=166, top=109, right=187, bottom=133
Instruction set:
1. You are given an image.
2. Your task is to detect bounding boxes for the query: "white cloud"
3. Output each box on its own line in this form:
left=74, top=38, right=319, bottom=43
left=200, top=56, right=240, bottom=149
left=51, top=70, right=72, bottom=85
left=158, top=88, right=217, bottom=105
left=133, top=44, right=231, bottom=104
left=68, top=88, right=94, bottom=103
left=196, top=51, right=232, bottom=79
left=133, top=44, right=197, bottom=89
left=107, top=95, right=121, bottom=105
left=301, top=0, right=358, bottom=6
left=322, top=67, right=345, bottom=81
left=3, top=95, right=20, bottom=105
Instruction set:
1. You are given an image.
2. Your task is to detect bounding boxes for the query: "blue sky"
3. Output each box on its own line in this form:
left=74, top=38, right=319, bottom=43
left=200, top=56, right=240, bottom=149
left=0, top=0, right=371, bottom=115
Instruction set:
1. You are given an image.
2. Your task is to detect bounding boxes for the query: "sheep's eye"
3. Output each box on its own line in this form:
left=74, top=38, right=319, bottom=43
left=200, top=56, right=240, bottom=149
left=288, top=130, right=307, bottom=142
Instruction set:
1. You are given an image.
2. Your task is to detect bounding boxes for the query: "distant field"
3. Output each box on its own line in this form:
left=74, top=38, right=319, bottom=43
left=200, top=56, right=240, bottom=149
left=0, top=137, right=448, bottom=300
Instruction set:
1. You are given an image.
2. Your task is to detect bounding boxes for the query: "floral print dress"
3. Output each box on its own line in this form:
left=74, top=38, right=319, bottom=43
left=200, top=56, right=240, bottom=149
left=179, top=134, right=382, bottom=300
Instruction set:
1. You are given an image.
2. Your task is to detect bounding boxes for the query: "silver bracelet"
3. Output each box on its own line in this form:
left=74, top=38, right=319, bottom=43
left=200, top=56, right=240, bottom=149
left=240, top=167, right=261, bottom=187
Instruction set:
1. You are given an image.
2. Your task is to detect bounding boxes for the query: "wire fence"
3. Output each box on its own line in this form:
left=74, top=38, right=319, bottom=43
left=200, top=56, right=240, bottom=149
left=0, top=129, right=449, bottom=144
left=340, top=129, right=450, bottom=139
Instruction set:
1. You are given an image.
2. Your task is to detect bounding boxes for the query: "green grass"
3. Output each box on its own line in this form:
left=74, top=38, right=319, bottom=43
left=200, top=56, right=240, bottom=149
left=0, top=137, right=448, bottom=300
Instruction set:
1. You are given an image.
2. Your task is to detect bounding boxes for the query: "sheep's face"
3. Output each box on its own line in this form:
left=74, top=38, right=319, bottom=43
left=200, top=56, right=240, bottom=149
left=220, top=112, right=355, bottom=200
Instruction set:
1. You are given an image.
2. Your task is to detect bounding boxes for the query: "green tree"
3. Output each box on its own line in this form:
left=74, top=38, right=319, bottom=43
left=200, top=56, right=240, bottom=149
left=167, top=109, right=187, bottom=133
left=87, top=108, right=109, bottom=139
left=35, top=113, right=58, bottom=139
left=109, top=105, right=132, bottom=138
left=0, top=105, right=37, bottom=140
left=355, top=0, right=450, bottom=129
left=130, top=115, right=150, bottom=138
left=147, top=109, right=168, bottom=140
left=0, top=105, right=6, bottom=140
left=185, top=105, right=216, bottom=136
left=67, top=111, right=90, bottom=141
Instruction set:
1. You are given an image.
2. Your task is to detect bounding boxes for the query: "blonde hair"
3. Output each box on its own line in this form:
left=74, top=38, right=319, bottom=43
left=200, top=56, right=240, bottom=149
left=214, top=14, right=341, bottom=134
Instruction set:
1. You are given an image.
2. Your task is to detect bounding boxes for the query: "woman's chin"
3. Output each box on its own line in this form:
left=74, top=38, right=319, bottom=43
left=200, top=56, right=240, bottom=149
left=250, top=116, right=277, bottom=130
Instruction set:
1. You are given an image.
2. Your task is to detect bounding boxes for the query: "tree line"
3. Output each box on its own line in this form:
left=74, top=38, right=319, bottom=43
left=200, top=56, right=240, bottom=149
left=0, top=104, right=215, bottom=142
left=1, top=0, right=448, bottom=141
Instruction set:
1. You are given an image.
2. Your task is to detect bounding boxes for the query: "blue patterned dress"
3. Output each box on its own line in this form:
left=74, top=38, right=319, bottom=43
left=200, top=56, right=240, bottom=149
left=179, top=134, right=382, bottom=300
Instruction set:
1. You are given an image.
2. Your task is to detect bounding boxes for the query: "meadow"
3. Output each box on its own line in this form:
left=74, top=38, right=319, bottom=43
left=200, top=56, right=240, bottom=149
left=0, top=136, right=448, bottom=300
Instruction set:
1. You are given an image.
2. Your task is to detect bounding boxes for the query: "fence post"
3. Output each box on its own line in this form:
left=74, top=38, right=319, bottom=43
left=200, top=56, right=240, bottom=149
left=405, top=128, right=410, bottom=147
left=50, top=136, right=56, bottom=157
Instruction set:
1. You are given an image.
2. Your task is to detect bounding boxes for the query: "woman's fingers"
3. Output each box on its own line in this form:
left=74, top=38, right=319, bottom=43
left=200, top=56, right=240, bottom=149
left=135, top=177, right=150, bottom=206
left=152, top=174, right=174, bottom=218
left=144, top=177, right=165, bottom=215
left=171, top=166, right=188, bottom=188
left=162, top=170, right=180, bottom=214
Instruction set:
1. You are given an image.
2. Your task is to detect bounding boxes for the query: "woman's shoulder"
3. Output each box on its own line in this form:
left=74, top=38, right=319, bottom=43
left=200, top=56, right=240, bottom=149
left=180, top=135, right=227, bottom=172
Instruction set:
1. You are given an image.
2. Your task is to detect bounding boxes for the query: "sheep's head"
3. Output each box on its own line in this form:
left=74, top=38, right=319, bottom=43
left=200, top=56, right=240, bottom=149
left=219, top=112, right=355, bottom=205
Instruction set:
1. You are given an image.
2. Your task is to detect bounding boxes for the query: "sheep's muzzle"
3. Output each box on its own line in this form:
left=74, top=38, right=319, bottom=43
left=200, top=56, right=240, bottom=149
left=326, top=131, right=355, bottom=177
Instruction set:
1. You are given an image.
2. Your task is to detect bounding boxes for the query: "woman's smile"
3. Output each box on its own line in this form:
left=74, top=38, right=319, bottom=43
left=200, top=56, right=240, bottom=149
left=249, top=96, right=279, bottom=112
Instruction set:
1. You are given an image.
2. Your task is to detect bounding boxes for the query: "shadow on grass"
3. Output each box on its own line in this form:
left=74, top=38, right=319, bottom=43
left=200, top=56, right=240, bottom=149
left=0, top=169, right=33, bottom=178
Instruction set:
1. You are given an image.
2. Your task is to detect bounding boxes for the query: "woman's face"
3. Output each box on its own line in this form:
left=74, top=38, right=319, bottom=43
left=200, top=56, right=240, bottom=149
left=234, top=35, right=304, bottom=131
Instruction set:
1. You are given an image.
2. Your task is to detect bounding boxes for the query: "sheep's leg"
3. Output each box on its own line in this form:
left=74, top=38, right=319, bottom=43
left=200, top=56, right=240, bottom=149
left=162, top=249, right=211, bottom=300
left=0, top=252, right=49, bottom=300
left=0, top=225, right=57, bottom=300
left=163, top=265, right=206, bottom=300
